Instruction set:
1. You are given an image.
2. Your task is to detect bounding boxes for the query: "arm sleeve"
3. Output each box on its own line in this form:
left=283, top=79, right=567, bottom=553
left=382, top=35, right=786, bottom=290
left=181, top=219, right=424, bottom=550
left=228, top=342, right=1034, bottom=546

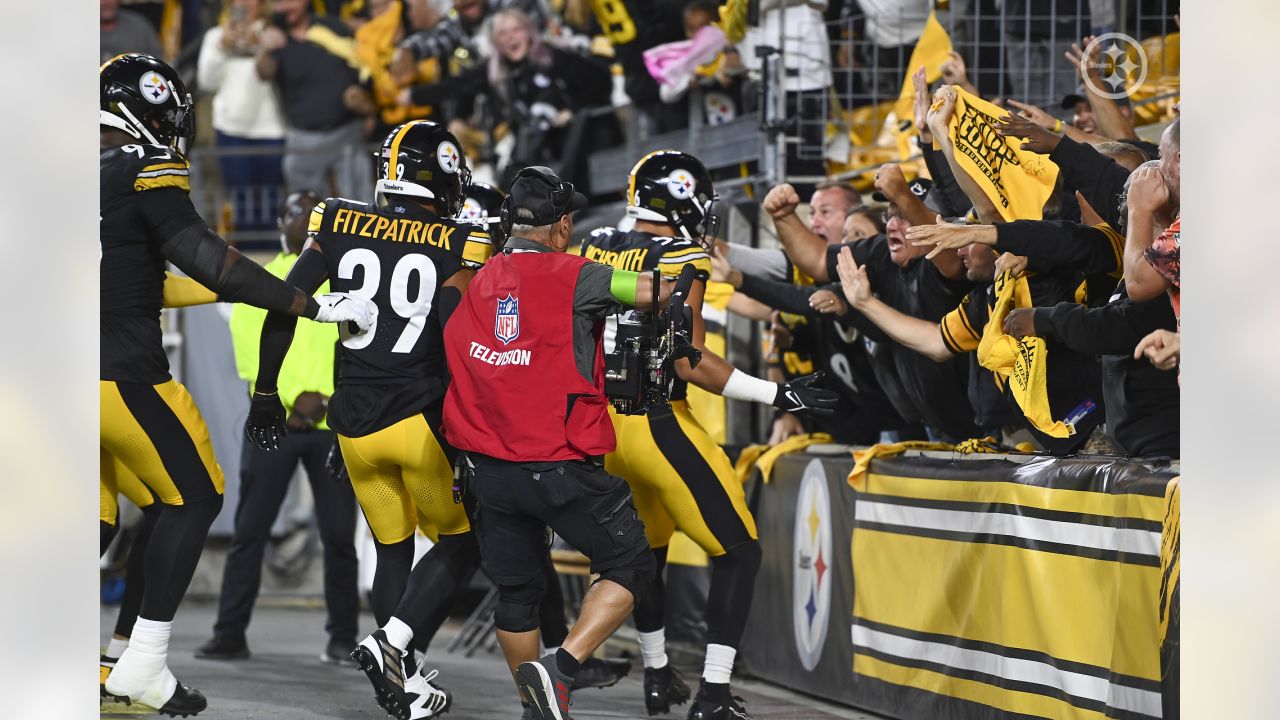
left=919, top=138, right=973, bottom=218
left=994, top=220, right=1124, bottom=276
left=1032, top=294, right=1177, bottom=357
left=138, top=189, right=318, bottom=318
left=1047, top=135, right=1132, bottom=229
left=736, top=273, right=820, bottom=316
left=574, top=263, right=626, bottom=318
left=938, top=295, right=984, bottom=355
left=725, top=245, right=791, bottom=282
left=256, top=248, right=330, bottom=394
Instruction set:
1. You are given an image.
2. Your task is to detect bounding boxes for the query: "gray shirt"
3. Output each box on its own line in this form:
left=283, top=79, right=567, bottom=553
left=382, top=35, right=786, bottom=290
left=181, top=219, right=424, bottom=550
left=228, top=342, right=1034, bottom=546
left=503, top=237, right=623, bottom=383
left=101, top=9, right=164, bottom=64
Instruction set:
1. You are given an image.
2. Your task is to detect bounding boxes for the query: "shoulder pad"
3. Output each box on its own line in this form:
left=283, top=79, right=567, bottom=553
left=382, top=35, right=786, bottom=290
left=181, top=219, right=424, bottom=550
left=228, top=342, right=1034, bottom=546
left=458, top=221, right=493, bottom=268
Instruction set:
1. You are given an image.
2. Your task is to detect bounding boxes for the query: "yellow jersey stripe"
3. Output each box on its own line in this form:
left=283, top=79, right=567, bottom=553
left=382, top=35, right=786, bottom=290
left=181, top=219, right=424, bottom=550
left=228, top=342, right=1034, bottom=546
left=308, top=202, right=328, bottom=234
left=135, top=175, right=190, bottom=193
left=141, top=162, right=189, bottom=173
left=463, top=239, right=492, bottom=265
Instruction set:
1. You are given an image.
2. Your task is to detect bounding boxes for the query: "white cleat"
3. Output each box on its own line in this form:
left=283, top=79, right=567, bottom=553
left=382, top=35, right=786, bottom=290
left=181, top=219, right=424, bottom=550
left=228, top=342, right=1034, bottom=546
left=405, top=668, right=453, bottom=718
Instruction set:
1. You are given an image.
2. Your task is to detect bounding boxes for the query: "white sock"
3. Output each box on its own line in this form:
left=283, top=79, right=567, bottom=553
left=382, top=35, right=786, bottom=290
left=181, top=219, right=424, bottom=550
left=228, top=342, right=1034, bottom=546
left=128, top=618, right=173, bottom=657
left=383, top=617, right=415, bottom=653
left=105, top=637, right=129, bottom=661
left=638, top=630, right=668, bottom=670
left=702, top=644, right=736, bottom=685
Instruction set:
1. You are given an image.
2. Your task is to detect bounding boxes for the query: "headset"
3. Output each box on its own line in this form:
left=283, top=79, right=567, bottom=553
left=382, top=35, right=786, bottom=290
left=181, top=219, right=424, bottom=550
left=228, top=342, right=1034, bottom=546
left=499, top=166, right=579, bottom=238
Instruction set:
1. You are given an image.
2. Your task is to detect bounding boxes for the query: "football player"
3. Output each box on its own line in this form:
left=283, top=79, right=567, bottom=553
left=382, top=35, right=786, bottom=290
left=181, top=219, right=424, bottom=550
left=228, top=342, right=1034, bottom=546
left=246, top=120, right=492, bottom=720
left=100, top=53, right=374, bottom=717
left=579, top=151, right=836, bottom=720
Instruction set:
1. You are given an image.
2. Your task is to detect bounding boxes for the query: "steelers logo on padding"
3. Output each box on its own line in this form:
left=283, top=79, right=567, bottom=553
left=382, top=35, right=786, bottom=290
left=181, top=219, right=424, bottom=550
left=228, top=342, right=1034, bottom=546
left=458, top=197, right=483, bottom=222
left=139, top=71, right=172, bottom=104
left=667, top=169, right=696, bottom=200
left=437, top=141, right=461, bottom=174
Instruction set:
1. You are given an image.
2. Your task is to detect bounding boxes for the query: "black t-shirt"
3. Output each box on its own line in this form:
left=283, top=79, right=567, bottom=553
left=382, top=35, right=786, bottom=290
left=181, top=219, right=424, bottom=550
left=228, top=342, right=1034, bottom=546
left=274, top=17, right=361, bottom=131
left=826, top=236, right=978, bottom=440
left=590, top=0, right=685, bottom=107
left=100, top=144, right=203, bottom=384
left=309, top=197, right=492, bottom=436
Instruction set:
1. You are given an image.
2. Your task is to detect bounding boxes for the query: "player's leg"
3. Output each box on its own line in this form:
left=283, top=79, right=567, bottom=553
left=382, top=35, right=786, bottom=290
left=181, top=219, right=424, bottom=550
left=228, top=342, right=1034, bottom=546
left=198, top=436, right=300, bottom=660
left=645, top=401, right=760, bottom=720
left=100, top=380, right=225, bottom=715
left=371, top=411, right=475, bottom=717
left=100, top=456, right=160, bottom=697
left=299, top=430, right=360, bottom=665
left=609, top=411, right=689, bottom=715
left=341, top=420, right=422, bottom=719
left=101, top=449, right=121, bottom=555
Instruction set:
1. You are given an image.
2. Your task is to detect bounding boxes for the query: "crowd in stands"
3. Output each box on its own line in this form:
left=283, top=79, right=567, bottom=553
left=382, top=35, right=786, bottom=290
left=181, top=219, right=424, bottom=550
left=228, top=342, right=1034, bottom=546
left=104, top=0, right=1180, bottom=458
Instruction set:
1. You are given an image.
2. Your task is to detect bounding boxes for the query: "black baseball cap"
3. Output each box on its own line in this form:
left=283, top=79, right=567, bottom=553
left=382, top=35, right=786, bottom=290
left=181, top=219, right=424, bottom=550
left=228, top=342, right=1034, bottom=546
left=506, top=166, right=588, bottom=225
left=872, top=177, right=933, bottom=203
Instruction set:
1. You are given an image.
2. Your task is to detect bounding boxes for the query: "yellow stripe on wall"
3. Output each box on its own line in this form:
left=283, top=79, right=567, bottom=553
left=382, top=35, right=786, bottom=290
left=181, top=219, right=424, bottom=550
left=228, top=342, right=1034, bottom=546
left=854, top=654, right=1111, bottom=720
left=852, top=528, right=1161, bottom=680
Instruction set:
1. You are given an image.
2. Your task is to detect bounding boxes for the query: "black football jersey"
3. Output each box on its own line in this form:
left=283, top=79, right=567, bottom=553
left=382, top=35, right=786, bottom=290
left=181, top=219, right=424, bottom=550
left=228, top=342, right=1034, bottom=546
left=579, top=227, right=710, bottom=401
left=309, top=197, right=492, bottom=436
left=100, top=143, right=196, bottom=384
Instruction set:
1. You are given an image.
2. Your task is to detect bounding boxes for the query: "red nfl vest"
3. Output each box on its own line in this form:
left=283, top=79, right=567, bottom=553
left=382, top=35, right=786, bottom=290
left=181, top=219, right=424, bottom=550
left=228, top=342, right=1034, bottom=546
left=442, top=250, right=616, bottom=461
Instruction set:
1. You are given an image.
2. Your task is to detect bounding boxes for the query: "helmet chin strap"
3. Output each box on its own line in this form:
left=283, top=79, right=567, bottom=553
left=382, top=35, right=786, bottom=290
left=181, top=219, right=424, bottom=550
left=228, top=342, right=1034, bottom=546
left=117, top=104, right=162, bottom=146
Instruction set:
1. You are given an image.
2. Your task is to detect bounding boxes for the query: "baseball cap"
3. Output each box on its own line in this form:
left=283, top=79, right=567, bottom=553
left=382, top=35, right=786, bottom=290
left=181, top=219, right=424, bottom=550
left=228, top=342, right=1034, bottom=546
left=506, top=166, right=588, bottom=225
left=872, top=177, right=933, bottom=203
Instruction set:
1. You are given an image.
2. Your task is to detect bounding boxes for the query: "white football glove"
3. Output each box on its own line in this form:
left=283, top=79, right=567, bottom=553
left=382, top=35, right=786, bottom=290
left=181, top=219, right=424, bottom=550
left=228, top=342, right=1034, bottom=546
left=314, top=292, right=376, bottom=333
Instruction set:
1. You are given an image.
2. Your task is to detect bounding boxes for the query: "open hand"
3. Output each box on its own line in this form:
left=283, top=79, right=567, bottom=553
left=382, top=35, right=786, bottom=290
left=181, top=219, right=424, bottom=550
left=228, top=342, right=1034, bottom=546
left=835, top=246, right=871, bottom=308
left=709, top=244, right=735, bottom=284
left=995, top=252, right=1028, bottom=277
left=996, top=112, right=1061, bottom=154
left=939, top=51, right=968, bottom=87
left=1006, top=99, right=1057, bottom=131
left=907, top=215, right=996, bottom=259
left=1127, top=164, right=1171, bottom=213
left=911, top=65, right=931, bottom=134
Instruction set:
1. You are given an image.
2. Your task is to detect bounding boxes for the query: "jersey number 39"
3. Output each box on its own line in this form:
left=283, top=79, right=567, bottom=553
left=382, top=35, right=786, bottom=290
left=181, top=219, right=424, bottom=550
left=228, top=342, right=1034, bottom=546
left=337, top=249, right=437, bottom=353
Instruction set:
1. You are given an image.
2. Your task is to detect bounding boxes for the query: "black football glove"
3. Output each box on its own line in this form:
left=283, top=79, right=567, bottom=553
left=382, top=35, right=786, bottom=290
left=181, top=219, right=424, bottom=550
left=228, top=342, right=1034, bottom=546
left=773, top=372, right=839, bottom=416
left=326, top=438, right=349, bottom=484
left=245, top=391, right=287, bottom=451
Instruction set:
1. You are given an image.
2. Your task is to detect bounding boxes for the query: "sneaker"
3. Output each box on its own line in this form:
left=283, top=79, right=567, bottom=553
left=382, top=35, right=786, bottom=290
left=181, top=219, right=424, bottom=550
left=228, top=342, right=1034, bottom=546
left=643, top=665, right=691, bottom=715
left=572, top=656, right=631, bottom=691
left=320, top=638, right=357, bottom=667
left=351, top=630, right=410, bottom=720
left=686, top=687, right=751, bottom=720
left=515, top=654, right=572, bottom=720
left=194, top=635, right=249, bottom=660
left=405, top=668, right=452, bottom=718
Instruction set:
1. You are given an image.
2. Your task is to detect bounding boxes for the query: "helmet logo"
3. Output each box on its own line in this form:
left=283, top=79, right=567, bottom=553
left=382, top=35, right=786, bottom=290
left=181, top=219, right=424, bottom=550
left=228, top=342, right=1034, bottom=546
left=458, top=197, right=483, bottom=222
left=667, top=170, right=696, bottom=200
left=139, top=71, right=172, bottom=104
left=437, top=141, right=461, bottom=175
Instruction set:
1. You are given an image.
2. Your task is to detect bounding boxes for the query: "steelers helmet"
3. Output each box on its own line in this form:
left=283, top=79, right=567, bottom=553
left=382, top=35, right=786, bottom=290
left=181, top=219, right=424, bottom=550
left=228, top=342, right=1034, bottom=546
left=456, top=182, right=508, bottom=250
left=625, top=150, right=719, bottom=247
left=100, top=54, right=195, bottom=154
left=375, top=120, right=471, bottom=215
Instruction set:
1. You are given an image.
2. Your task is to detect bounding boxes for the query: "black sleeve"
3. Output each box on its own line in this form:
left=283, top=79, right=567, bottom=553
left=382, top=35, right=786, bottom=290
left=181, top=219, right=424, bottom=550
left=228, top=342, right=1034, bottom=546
left=995, top=220, right=1122, bottom=276
left=824, top=240, right=873, bottom=290
left=256, top=248, right=330, bottom=394
left=919, top=138, right=973, bottom=218
left=1047, top=135, right=1131, bottom=228
left=1032, top=293, right=1176, bottom=357
left=737, top=273, right=821, bottom=316
left=139, top=188, right=317, bottom=318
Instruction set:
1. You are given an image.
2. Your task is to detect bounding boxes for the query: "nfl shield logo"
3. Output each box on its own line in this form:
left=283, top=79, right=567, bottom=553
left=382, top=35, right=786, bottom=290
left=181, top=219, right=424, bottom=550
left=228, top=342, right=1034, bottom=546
left=495, top=295, right=519, bottom=345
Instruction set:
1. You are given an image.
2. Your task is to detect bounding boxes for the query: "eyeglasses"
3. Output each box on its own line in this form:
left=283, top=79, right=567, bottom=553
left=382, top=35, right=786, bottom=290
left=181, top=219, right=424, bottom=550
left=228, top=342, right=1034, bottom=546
left=880, top=210, right=905, bottom=224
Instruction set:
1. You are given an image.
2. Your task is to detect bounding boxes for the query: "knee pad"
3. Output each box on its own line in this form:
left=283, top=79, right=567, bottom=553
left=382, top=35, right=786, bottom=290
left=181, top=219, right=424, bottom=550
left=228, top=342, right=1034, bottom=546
left=494, top=575, right=547, bottom=633
left=713, top=538, right=762, bottom=573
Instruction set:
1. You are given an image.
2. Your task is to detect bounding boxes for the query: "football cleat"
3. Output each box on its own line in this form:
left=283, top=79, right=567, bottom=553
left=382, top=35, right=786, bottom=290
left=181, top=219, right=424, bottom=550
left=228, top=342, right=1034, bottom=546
left=572, top=656, right=631, bottom=691
left=515, top=654, right=572, bottom=720
left=644, top=665, right=691, bottom=715
left=405, top=668, right=452, bottom=718
left=351, top=629, right=409, bottom=719
left=104, top=662, right=207, bottom=717
left=686, top=688, right=752, bottom=720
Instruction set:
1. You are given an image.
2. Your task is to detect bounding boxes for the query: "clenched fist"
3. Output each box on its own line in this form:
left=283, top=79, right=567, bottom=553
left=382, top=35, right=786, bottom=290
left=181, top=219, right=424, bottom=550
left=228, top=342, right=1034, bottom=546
left=763, top=183, right=801, bottom=220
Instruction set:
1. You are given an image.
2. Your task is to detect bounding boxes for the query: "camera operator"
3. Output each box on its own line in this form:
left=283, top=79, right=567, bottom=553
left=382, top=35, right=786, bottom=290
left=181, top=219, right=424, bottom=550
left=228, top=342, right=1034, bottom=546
left=441, top=166, right=667, bottom=720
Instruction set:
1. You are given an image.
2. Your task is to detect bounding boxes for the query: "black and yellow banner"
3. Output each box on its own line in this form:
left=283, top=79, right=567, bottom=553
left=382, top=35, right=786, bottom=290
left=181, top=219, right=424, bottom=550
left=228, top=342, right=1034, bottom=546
left=740, top=452, right=1179, bottom=719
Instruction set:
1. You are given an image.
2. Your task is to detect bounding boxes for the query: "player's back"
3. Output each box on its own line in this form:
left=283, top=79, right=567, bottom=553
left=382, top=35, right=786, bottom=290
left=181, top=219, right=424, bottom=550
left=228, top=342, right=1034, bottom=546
left=309, top=196, right=490, bottom=436
left=100, top=143, right=193, bottom=384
